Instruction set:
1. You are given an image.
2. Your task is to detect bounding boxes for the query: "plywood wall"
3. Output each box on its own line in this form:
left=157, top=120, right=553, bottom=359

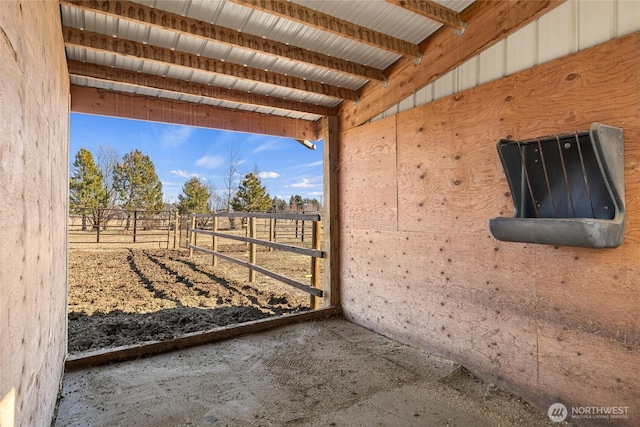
left=339, top=32, right=639, bottom=423
left=0, top=1, right=70, bottom=425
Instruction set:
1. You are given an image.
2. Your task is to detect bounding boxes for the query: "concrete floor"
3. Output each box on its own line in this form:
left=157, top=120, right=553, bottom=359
left=54, top=318, right=555, bottom=426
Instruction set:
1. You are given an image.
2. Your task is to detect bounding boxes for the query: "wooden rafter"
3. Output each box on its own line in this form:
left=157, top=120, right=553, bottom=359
left=67, top=60, right=336, bottom=117
left=386, top=0, right=466, bottom=32
left=63, top=27, right=358, bottom=101
left=339, top=0, right=565, bottom=131
left=229, top=0, right=421, bottom=58
left=60, top=0, right=385, bottom=82
left=70, top=85, right=323, bottom=141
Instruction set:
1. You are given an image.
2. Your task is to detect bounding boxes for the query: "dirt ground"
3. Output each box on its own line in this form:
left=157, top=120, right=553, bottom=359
left=68, top=248, right=313, bottom=354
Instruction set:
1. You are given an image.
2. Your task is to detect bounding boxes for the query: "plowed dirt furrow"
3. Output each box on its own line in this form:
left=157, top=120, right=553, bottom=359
left=68, top=248, right=311, bottom=353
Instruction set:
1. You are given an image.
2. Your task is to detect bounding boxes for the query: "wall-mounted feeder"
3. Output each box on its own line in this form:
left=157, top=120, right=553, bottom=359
left=489, top=123, right=624, bottom=248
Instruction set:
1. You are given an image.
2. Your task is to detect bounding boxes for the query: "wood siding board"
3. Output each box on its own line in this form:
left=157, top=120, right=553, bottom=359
left=537, top=323, right=639, bottom=411
left=0, top=2, right=69, bottom=425
left=338, top=116, right=398, bottom=231
left=340, top=230, right=538, bottom=394
left=323, top=116, right=341, bottom=307
left=342, top=32, right=640, bottom=419
left=338, top=0, right=564, bottom=131
left=70, top=85, right=321, bottom=140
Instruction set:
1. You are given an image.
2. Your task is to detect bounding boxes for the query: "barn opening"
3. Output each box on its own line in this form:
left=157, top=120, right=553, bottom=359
left=66, top=112, right=333, bottom=354
left=2, top=1, right=639, bottom=426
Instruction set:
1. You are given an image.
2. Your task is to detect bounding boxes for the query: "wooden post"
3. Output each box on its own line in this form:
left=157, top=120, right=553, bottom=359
left=268, top=218, right=274, bottom=251
left=173, top=211, right=179, bottom=249
left=273, top=218, right=277, bottom=242
left=212, top=216, right=218, bottom=266
left=249, top=216, right=256, bottom=282
left=188, top=216, right=196, bottom=257
left=133, top=210, right=138, bottom=243
left=310, top=219, right=322, bottom=309
left=96, top=209, right=101, bottom=243
left=323, top=116, right=340, bottom=307
left=301, top=220, right=305, bottom=243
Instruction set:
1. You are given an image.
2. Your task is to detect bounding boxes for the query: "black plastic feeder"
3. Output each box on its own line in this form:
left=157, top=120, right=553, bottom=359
left=489, top=123, right=625, bottom=248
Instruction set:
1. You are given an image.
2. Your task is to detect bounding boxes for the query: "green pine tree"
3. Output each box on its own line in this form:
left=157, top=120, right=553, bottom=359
left=231, top=173, right=271, bottom=212
left=69, top=148, right=106, bottom=231
left=113, top=149, right=164, bottom=229
left=177, top=177, right=211, bottom=214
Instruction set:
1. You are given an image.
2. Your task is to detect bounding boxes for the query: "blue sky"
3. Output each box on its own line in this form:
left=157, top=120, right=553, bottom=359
left=70, top=113, right=324, bottom=205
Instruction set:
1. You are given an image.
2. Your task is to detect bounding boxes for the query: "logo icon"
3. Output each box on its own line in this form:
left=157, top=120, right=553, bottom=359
left=548, top=402, right=568, bottom=422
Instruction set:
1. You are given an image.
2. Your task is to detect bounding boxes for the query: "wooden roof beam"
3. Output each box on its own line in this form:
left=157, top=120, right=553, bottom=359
left=63, top=27, right=358, bottom=101
left=67, top=60, right=336, bottom=117
left=339, top=0, right=565, bottom=131
left=70, top=85, right=322, bottom=141
left=60, top=0, right=385, bottom=82
left=229, top=0, right=421, bottom=58
left=386, top=0, right=467, bottom=32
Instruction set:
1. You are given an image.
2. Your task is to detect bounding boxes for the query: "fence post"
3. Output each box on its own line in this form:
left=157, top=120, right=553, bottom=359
left=301, top=220, right=305, bottom=243
left=244, top=218, right=249, bottom=248
left=188, top=215, right=196, bottom=257
left=268, top=218, right=274, bottom=251
left=249, top=216, right=256, bottom=282
left=273, top=218, right=277, bottom=243
left=173, top=211, right=179, bottom=249
left=212, top=216, right=218, bottom=266
left=133, top=210, right=138, bottom=243
left=96, top=209, right=101, bottom=243
left=310, top=219, right=322, bottom=309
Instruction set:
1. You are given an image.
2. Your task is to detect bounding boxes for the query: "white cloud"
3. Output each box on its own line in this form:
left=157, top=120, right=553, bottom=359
left=161, top=126, right=194, bottom=149
left=170, top=170, right=199, bottom=178
left=289, top=178, right=316, bottom=188
left=296, top=160, right=323, bottom=168
left=257, top=171, right=279, bottom=179
left=252, top=141, right=277, bottom=154
left=195, top=154, right=224, bottom=169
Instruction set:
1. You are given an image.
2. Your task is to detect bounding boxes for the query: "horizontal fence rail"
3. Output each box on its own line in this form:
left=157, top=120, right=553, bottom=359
left=69, top=208, right=172, bottom=248
left=186, top=212, right=324, bottom=306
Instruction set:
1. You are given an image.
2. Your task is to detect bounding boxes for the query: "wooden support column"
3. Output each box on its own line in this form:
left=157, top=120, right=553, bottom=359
left=323, top=116, right=340, bottom=307
left=188, top=216, right=196, bottom=257
left=249, top=217, right=257, bottom=282
left=212, top=216, right=218, bottom=266
left=173, top=211, right=179, bottom=249
left=310, top=220, right=322, bottom=310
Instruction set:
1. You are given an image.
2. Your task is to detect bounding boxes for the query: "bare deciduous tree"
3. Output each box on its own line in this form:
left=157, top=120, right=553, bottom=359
left=223, top=146, right=242, bottom=227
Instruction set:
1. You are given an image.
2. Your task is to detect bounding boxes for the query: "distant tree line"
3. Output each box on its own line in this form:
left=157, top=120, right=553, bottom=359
left=70, top=146, right=322, bottom=232
left=69, top=147, right=163, bottom=230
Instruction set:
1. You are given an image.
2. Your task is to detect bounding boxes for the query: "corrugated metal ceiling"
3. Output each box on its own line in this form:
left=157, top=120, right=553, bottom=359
left=60, top=0, right=475, bottom=129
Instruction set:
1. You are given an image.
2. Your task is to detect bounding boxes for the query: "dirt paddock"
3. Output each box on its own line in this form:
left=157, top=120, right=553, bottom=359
left=67, top=248, right=312, bottom=353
